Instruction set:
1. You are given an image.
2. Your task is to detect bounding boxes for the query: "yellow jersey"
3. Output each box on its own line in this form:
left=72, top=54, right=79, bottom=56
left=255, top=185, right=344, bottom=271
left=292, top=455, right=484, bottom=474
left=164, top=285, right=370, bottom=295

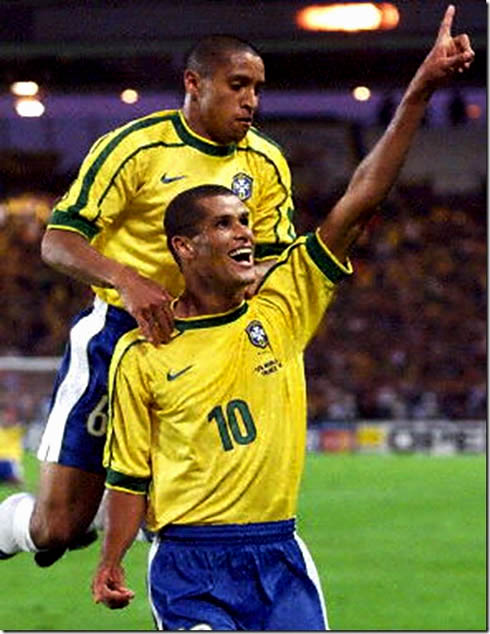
left=47, top=109, right=296, bottom=307
left=0, top=425, right=24, bottom=462
left=104, top=231, right=353, bottom=531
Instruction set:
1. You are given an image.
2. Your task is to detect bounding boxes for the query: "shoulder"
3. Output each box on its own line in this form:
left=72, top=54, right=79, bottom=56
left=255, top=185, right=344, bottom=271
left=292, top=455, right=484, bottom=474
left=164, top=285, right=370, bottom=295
left=110, top=328, right=150, bottom=377
left=241, top=127, right=289, bottom=167
left=91, top=109, right=179, bottom=155
left=257, top=233, right=353, bottom=290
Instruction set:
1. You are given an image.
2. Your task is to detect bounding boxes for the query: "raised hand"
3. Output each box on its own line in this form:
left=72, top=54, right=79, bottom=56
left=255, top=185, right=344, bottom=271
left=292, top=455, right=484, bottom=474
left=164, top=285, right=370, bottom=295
left=413, top=5, right=475, bottom=96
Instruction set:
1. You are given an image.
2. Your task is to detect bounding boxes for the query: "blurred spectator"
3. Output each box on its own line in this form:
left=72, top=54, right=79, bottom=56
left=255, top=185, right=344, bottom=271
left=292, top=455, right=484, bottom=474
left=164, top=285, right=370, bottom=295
left=0, top=402, right=25, bottom=485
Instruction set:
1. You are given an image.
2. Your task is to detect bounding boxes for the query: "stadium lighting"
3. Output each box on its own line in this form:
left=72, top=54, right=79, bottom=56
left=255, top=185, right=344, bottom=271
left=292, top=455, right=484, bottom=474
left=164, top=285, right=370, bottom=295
left=466, top=103, right=481, bottom=120
left=352, top=86, right=371, bottom=101
left=296, top=3, right=400, bottom=32
left=10, top=81, right=40, bottom=97
left=15, top=97, right=45, bottom=117
left=120, top=89, right=139, bottom=104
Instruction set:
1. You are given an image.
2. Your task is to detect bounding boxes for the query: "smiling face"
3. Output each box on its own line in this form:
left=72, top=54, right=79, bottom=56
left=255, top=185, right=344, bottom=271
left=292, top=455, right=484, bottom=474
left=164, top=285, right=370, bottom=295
left=174, top=193, right=256, bottom=292
left=184, top=50, right=265, bottom=145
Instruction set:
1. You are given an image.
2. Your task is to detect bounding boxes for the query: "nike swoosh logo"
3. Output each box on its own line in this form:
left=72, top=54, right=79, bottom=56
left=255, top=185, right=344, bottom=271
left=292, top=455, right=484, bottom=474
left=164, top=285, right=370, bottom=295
left=161, top=173, right=187, bottom=184
left=167, top=365, right=193, bottom=381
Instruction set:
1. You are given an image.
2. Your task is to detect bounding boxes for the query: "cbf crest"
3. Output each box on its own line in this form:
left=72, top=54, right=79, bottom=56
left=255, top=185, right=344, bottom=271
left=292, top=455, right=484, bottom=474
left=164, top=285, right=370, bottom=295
left=231, top=172, right=253, bottom=201
left=246, top=320, right=269, bottom=349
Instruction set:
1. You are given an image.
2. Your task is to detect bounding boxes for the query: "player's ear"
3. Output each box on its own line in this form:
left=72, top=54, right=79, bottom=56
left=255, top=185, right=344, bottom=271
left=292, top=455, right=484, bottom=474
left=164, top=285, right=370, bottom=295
left=172, top=235, right=196, bottom=264
left=184, top=70, right=202, bottom=99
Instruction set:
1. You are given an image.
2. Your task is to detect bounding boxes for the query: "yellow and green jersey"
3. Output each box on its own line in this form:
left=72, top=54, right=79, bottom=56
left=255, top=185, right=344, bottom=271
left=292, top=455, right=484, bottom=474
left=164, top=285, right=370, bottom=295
left=47, top=109, right=296, bottom=307
left=104, top=231, right=353, bottom=531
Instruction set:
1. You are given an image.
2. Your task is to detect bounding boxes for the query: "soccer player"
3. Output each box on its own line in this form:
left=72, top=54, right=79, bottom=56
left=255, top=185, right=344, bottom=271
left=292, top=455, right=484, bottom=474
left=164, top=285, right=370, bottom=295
left=91, top=8, right=473, bottom=629
left=0, top=35, right=296, bottom=566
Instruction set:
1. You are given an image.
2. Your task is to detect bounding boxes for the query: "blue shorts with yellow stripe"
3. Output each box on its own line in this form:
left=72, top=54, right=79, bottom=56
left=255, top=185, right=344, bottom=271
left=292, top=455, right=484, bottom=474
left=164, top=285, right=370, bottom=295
left=36, top=297, right=136, bottom=474
left=148, top=519, right=328, bottom=631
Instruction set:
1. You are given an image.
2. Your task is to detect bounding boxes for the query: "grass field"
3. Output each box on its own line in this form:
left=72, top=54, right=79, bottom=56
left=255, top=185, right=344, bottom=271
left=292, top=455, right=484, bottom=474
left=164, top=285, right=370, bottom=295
left=0, top=450, right=486, bottom=631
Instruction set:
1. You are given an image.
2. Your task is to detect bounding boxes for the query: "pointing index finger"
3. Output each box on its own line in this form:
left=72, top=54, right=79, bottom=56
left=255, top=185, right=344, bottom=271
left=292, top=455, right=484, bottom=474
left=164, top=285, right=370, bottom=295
left=437, top=4, right=455, bottom=41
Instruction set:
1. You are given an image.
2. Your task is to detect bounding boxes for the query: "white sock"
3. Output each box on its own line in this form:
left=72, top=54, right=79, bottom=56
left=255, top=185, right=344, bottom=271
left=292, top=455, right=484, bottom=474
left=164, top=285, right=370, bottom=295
left=12, top=493, right=38, bottom=553
left=0, top=492, right=38, bottom=555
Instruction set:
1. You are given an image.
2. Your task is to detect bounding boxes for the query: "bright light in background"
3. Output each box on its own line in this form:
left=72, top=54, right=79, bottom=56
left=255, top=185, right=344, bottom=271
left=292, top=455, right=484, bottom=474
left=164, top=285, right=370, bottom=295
left=352, top=86, right=371, bottom=101
left=466, top=103, right=481, bottom=120
left=120, top=89, right=139, bottom=104
left=15, top=97, right=45, bottom=117
left=10, top=81, right=40, bottom=97
left=296, top=3, right=400, bottom=32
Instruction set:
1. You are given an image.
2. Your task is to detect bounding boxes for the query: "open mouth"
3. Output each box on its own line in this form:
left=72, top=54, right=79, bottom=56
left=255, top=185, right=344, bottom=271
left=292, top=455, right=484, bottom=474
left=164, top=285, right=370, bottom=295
left=229, top=247, right=254, bottom=267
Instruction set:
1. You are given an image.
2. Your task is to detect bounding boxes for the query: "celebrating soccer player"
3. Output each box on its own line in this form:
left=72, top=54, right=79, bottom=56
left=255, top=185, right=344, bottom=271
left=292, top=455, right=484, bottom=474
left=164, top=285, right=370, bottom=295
left=91, top=7, right=474, bottom=629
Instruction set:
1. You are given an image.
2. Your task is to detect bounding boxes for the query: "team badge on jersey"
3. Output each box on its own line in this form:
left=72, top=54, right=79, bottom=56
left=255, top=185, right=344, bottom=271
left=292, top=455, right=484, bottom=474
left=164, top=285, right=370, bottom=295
left=231, top=172, right=253, bottom=201
left=246, top=320, right=269, bottom=349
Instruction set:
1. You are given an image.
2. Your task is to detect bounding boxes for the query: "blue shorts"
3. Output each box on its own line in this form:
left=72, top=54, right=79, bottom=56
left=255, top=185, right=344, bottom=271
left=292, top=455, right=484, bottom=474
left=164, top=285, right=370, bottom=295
left=0, top=460, right=22, bottom=482
left=36, top=297, right=136, bottom=474
left=148, top=519, right=328, bottom=631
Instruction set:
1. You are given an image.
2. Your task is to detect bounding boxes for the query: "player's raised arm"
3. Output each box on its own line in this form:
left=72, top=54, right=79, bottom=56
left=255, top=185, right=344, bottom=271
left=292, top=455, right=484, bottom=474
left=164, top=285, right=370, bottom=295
left=318, top=4, right=474, bottom=262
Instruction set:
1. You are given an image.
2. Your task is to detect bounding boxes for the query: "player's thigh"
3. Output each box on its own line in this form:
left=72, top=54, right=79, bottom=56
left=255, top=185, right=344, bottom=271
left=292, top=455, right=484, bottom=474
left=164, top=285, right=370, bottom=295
left=32, top=462, right=105, bottom=534
left=37, top=299, right=137, bottom=474
left=266, top=535, right=328, bottom=631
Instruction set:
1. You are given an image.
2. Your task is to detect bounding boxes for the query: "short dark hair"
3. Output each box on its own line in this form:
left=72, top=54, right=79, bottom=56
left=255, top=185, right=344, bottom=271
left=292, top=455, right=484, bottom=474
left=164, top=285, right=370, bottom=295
left=164, top=184, right=236, bottom=264
left=184, top=34, right=262, bottom=78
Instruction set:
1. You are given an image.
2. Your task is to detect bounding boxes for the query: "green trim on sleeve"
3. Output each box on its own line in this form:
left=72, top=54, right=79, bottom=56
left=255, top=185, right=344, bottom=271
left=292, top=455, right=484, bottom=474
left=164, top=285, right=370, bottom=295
left=254, top=243, right=291, bottom=260
left=106, top=468, right=150, bottom=493
left=305, top=232, right=353, bottom=283
left=48, top=209, right=100, bottom=239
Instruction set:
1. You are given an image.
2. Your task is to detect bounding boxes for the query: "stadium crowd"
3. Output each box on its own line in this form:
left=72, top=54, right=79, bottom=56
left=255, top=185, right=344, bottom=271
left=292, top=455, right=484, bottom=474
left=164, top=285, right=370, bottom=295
left=0, top=158, right=486, bottom=425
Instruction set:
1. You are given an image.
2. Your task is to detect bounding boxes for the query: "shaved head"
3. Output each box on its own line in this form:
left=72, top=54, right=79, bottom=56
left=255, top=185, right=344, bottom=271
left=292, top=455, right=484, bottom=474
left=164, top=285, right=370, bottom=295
left=185, top=34, right=262, bottom=78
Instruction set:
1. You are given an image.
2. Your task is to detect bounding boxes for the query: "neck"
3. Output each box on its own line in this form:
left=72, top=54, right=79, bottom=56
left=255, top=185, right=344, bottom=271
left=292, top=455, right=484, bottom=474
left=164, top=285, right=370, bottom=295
left=174, top=283, right=246, bottom=319
left=181, top=98, right=213, bottom=143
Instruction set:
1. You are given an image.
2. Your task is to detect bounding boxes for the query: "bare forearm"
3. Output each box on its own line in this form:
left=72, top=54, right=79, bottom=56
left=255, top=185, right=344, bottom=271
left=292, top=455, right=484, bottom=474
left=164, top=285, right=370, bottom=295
left=41, top=229, right=133, bottom=289
left=319, top=89, right=428, bottom=259
left=100, top=489, right=146, bottom=567
left=319, top=5, right=474, bottom=262
left=92, top=489, right=145, bottom=609
left=41, top=228, right=175, bottom=343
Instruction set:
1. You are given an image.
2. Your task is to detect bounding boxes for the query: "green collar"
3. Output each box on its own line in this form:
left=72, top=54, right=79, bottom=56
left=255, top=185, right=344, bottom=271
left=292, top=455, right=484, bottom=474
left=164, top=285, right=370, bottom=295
left=175, top=302, right=249, bottom=331
left=172, top=111, right=237, bottom=157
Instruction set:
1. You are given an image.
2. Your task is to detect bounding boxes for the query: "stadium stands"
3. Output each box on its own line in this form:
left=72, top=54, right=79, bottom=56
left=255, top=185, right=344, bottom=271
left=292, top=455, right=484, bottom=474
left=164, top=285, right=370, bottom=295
left=0, top=123, right=486, bottom=425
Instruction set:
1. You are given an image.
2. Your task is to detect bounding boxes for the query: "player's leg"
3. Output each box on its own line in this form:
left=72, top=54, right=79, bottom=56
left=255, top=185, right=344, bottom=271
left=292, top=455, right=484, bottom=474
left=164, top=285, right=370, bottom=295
left=0, top=298, right=136, bottom=565
left=147, top=535, right=238, bottom=631
left=31, top=462, right=105, bottom=564
left=265, top=532, right=329, bottom=631
left=0, top=463, right=104, bottom=563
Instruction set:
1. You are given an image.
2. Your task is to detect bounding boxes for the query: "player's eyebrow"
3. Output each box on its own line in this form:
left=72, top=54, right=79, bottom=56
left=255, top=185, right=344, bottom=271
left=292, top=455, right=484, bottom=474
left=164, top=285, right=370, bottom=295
left=229, top=73, right=265, bottom=87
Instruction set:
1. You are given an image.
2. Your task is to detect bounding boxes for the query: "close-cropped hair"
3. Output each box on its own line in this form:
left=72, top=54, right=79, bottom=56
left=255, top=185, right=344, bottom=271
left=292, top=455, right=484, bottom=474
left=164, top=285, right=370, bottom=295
left=164, top=184, right=236, bottom=264
left=184, top=34, right=262, bottom=77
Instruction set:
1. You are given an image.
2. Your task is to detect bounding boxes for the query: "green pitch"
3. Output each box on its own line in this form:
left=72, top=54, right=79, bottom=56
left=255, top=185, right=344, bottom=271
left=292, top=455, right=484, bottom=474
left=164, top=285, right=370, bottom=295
left=0, top=451, right=486, bottom=631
